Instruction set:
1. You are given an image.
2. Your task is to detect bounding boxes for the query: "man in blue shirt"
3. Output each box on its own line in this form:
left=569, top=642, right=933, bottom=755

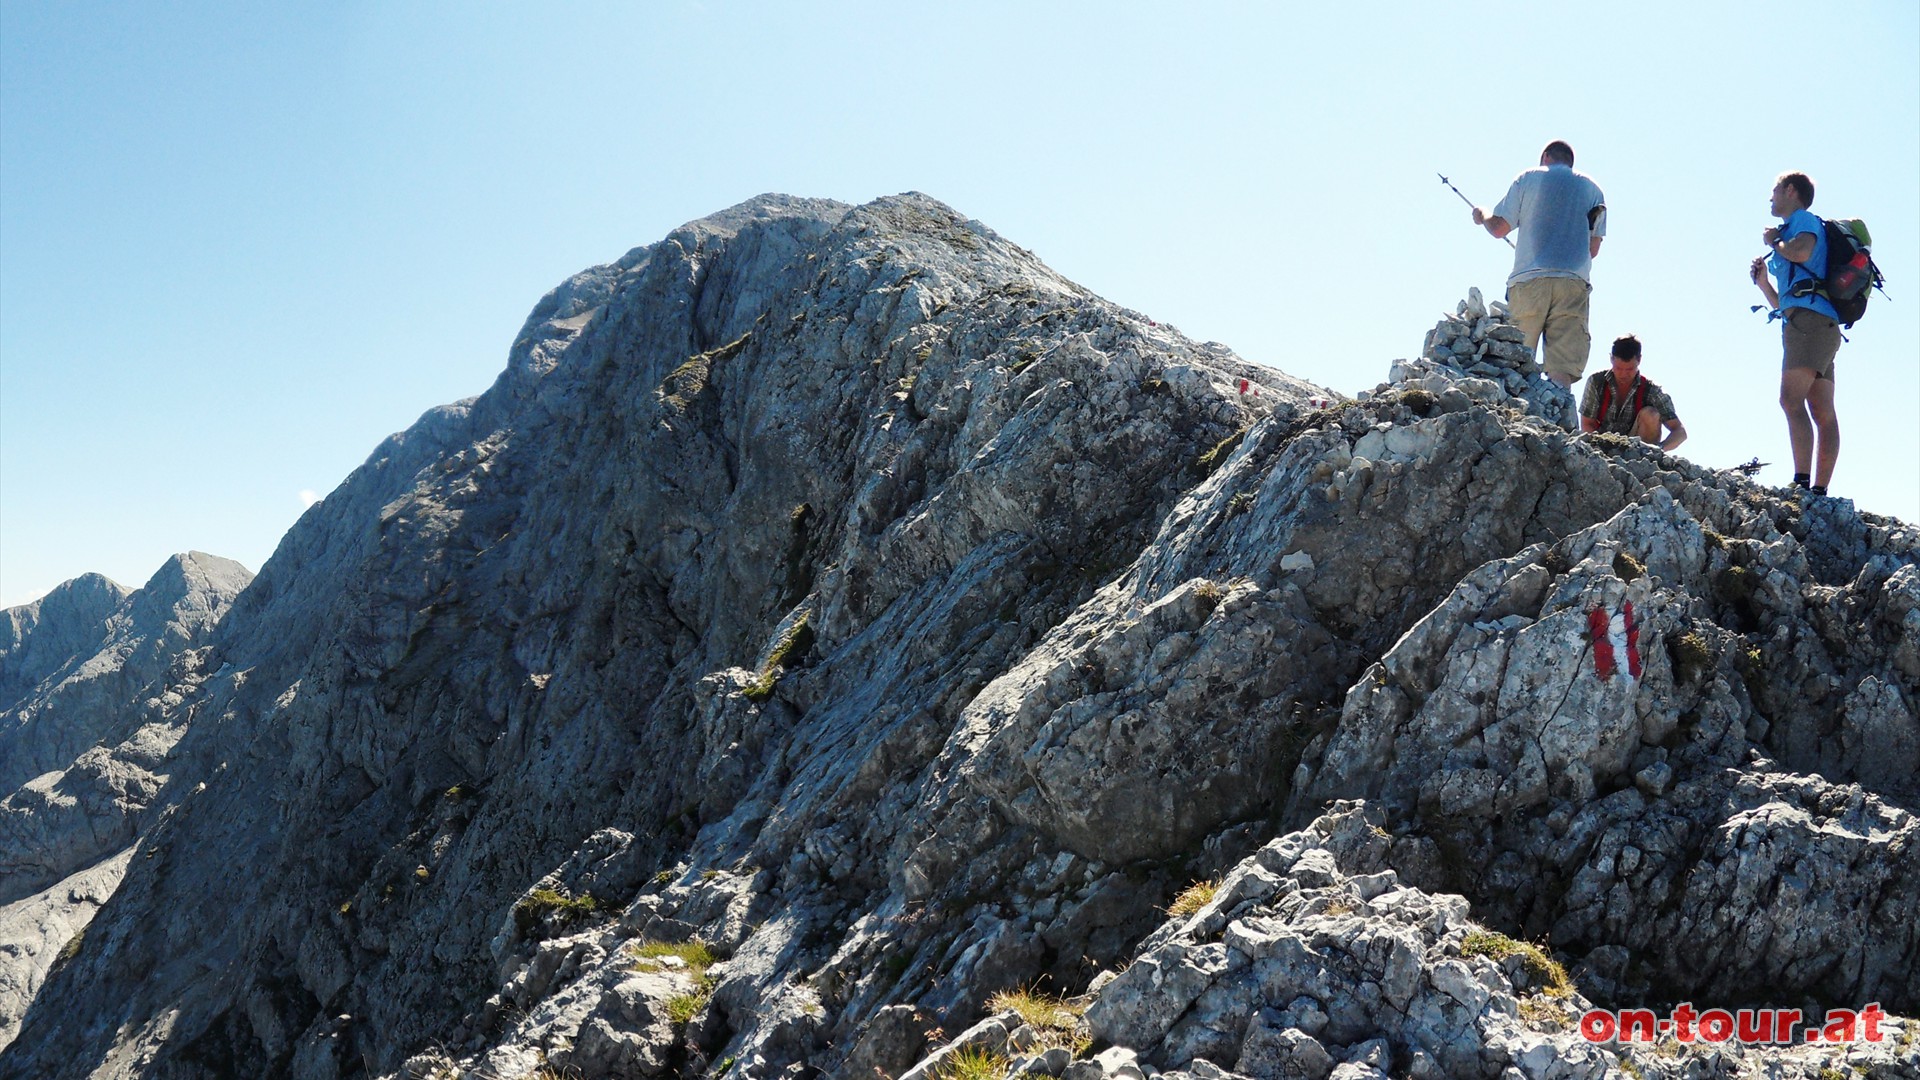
left=1472, top=140, right=1608, bottom=389
left=1749, top=170, right=1840, bottom=496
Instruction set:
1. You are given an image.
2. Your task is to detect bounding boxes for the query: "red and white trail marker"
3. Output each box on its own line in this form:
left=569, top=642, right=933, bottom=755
left=1237, top=378, right=1260, bottom=396
left=1587, top=602, right=1642, bottom=680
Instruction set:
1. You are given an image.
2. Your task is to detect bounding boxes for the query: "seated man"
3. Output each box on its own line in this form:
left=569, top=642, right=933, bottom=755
left=1579, top=334, right=1686, bottom=451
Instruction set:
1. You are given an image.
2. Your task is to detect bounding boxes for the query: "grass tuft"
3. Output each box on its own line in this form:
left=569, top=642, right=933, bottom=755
left=661, top=331, right=753, bottom=411
left=1193, top=427, right=1248, bottom=478
left=1460, top=930, right=1572, bottom=997
left=1193, top=579, right=1226, bottom=609
left=1167, top=878, right=1220, bottom=918
left=512, top=887, right=605, bottom=936
left=743, top=614, right=814, bottom=702
left=665, top=985, right=713, bottom=1026
left=1519, top=996, right=1572, bottom=1025
left=630, top=939, right=716, bottom=972
left=988, top=987, right=1082, bottom=1035
left=932, top=1045, right=1009, bottom=1080
left=630, top=938, right=719, bottom=1027
left=1668, top=631, right=1712, bottom=684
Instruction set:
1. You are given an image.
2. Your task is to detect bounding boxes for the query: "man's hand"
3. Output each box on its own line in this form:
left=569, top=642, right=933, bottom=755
left=1750, top=256, right=1767, bottom=283
left=1763, top=226, right=1783, bottom=246
left=1472, top=207, right=1487, bottom=225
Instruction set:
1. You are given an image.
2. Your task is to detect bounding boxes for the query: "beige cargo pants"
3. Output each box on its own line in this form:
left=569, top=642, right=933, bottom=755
left=1507, top=275, right=1592, bottom=381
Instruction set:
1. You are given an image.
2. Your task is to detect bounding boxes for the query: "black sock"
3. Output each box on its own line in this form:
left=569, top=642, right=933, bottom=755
left=1811, top=485, right=1827, bottom=496
left=1793, top=473, right=1811, bottom=488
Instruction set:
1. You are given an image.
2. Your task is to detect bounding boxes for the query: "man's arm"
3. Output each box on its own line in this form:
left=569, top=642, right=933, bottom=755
left=1472, top=207, right=1513, bottom=239
left=1577, top=378, right=1602, bottom=433
left=1590, top=236, right=1603, bottom=258
left=1763, top=225, right=1817, bottom=264
left=1751, top=256, right=1780, bottom=308
left=1659, top=417, right=1687, bottom=452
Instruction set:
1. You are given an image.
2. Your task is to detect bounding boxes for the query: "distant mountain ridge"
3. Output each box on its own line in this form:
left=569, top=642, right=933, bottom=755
left=0, top=551, right=250, bottom=1050
left=1, top=573, right=129, bottom=715
left=2, top=194, right=1915, bottom=1080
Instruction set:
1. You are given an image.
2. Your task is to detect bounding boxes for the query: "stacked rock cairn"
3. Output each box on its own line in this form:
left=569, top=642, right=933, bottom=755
left=1377, top=286, right=1578, bottom=430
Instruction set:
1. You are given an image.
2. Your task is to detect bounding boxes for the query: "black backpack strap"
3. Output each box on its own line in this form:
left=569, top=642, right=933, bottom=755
left=1781, top=215, right=1826, bottom=297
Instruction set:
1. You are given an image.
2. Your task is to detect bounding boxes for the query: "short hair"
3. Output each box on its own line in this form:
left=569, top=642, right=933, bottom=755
left=1543, top=140, right=1576, bottom=166
left=1776, top=171, right=1815, bottom=207
left=1611, top=334, right=1642, bottom=361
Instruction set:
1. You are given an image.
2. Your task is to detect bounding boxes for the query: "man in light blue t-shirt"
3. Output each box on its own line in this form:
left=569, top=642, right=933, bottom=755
left=1471, top=140, right=1608, bottom=388
left=1749, top=170, right=1841, bottom=497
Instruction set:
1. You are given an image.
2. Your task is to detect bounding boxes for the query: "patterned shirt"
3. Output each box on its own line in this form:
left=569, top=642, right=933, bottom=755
left=1580, top=373, right=1677, bottom=435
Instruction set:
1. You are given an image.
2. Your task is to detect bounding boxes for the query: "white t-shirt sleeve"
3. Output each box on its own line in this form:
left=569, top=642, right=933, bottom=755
left=1491, top=172, right=1529, bottom=225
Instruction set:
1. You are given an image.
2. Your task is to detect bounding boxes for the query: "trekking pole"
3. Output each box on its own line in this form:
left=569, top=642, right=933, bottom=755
left=1440, top=173, right=1516, bottom=249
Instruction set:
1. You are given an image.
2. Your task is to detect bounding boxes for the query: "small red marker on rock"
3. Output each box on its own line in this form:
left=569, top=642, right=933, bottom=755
left=1589, top=602, right=1641, bottom=680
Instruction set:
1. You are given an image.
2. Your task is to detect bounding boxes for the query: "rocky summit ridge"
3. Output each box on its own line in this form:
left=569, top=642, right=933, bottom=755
left=0, top=193, right=1916, bottom=1080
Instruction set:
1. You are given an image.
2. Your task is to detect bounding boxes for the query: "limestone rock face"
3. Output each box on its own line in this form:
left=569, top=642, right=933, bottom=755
left=1293, top=491, right=1920, bottom=1011
left=0, top=552, right=251, bottom=1053
left=904, top=803, right=1920, bottom=1080
left=2, top=207, right=1916, bottom=1080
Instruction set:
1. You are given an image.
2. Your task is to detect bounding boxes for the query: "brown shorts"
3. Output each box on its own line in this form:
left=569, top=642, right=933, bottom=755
left=1782, top=307, right=1840, bottom=381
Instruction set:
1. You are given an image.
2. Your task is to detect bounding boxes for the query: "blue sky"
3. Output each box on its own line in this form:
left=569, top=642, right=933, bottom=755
left=4, top=2, right=1917, bottom=607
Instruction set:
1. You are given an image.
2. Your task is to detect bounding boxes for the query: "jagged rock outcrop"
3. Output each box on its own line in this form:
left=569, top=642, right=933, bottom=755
left=901, top=802, right=1919, bottom=1080
left=0, top=553, right=251, bottom=1051
left=2, top=198, right=1915, bottom=1080
left=1292, top=491, right=1920, bottom=1011
left=1392, top=285, right=1578, bottom=429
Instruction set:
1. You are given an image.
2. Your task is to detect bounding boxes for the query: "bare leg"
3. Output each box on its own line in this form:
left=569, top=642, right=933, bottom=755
left=1779, top=368, right=1818, bottom=477
left=1634, top=407, right=1662, bottom=444
left=1806, top=375, right=1840, bottom=487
